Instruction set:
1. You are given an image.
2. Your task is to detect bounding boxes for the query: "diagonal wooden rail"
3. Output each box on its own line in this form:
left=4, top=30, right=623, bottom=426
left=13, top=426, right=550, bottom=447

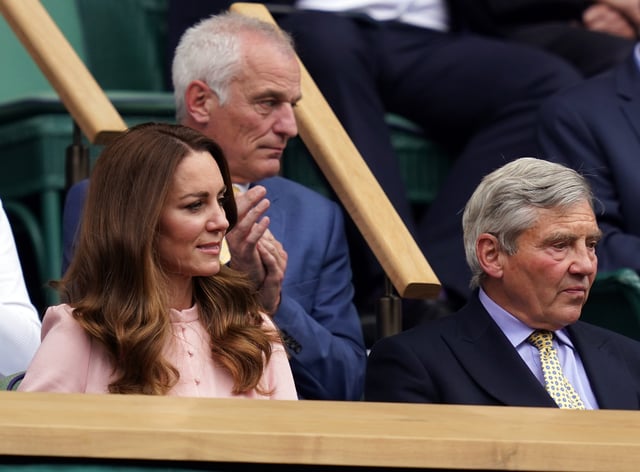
left=230, top=3, right=441, bottom=299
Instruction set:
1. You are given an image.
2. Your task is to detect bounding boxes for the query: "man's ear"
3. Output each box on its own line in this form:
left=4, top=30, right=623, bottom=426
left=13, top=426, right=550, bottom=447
left=476, top=233, right=504, bottom=279
left=185, top=80, right=214, bottom=124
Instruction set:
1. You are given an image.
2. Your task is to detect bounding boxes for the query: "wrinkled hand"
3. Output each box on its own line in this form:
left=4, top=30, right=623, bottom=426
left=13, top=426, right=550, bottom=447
left=225, top=185, right=287, bottom=315
left=256, top=228, right=287, bottom=315
left=583, top=2, right=638, bottom=38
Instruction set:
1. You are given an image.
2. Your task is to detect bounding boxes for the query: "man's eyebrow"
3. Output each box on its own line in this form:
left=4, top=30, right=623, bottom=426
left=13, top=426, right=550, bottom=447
left=543, top=232, right=572, bottom=241
left=255, top=88, right=300, bottom=102
left=541, top=230, right=603, bottom=245
left=588, top=230, right=603, bottom=240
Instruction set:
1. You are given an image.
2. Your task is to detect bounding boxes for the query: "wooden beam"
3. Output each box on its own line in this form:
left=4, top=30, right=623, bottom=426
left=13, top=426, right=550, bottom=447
left=230, top=3, right=441, bottom=299
left=0, top=0, right=126, bottom=144
left=1, top=391, right=639, bottom=471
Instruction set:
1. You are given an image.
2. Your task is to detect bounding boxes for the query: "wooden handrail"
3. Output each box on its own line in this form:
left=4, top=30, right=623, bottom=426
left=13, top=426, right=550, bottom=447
left=1, top=391, right=639, bottom=471
left=0, top=0, right=126, bottom=144
left=230, top=3, right=440, bottom=299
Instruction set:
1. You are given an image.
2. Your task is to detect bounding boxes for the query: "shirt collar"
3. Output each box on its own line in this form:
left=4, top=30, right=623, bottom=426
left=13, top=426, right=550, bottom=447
left=478, top=287, right=575, bottom=349
left=232, top=183, right=250, bottom=194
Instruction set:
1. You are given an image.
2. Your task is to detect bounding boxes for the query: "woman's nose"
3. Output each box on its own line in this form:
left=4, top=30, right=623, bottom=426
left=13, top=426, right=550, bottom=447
left=206, top=207, right=229, bottom=233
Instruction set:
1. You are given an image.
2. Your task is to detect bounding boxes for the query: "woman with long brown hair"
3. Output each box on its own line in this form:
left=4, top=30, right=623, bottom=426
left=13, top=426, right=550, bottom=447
left=19, top=122, right=296, bottom=398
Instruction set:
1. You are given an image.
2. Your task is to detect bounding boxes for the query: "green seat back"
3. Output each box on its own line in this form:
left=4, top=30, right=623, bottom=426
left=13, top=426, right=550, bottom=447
left=581, top=268, right=640, bottom=341
left=76, top=0, right=169, bottom=92
left=0, top=0, right=87, bottom=103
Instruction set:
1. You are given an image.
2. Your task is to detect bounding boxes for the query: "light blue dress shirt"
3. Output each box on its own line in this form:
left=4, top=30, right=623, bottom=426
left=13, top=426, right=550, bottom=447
left=479, top=288, right=599, bottom=409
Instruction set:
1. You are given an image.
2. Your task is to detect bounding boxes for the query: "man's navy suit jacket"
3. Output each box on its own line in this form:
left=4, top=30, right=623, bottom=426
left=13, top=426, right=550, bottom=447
left=365, top=294, right=640, bottom=408
left=538, top=50, right=640, bottom=274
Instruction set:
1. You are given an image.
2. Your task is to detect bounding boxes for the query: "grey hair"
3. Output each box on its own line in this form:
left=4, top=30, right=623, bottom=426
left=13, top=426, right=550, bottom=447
left=171, top=11, right=295, bottom=122
left=462, top=157, right=596, bottom=290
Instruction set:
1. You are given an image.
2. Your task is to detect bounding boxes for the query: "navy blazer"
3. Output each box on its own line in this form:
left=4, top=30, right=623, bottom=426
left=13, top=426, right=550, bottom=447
left=61, top=176, right=366, bottom=401
left=365, top=294, right=640, bottom=408
left=538, top=51, right=640, bottom=273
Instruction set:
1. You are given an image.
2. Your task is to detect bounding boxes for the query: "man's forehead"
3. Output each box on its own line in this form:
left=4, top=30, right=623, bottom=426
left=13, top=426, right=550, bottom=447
left=234, top=40, right=301, bottom=99
left=235, top=67, right=300, bottom=99
left=522, top=204, right=600, bottom=237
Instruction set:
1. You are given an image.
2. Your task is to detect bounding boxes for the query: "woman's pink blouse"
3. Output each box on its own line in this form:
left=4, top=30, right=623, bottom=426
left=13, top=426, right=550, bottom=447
left=18, top=303, right=298, bottom=399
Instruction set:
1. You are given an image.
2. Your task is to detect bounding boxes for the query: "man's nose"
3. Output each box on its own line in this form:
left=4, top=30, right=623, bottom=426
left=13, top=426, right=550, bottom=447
left=570, top=245, right=597, bottom=275
left=274, top=104, right=298, bottom=138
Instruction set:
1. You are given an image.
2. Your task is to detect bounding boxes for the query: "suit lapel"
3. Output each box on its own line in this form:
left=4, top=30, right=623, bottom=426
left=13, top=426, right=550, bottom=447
left=569, top=323, right=639, bottom=409
left=442, top=298, right=556, bottom=408
left=618, top=54, right=640, bottom=143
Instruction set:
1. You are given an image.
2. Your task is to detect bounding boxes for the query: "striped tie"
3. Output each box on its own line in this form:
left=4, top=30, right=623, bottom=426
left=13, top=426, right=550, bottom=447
left=528, top=330, right=585, bottom=410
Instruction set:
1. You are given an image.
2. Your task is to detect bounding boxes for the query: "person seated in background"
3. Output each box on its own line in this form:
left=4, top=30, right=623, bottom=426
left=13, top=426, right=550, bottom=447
left=165, top=0, right=584, bottom=324
left=365, top=157, right=640, bottom=409
left=537, top=43, right=640, bottom=279
left=62, top=12, right=366, bottom=400
left=0, top=198, right=40, bottom=377
left=20, top=123, right=297, bottom=398
left=460, top=0, right=638, bottom=77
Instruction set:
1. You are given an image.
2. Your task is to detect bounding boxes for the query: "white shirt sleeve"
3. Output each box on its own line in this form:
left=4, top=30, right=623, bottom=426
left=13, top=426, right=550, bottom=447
left=0, top=199, right=41, bottom=376
left=295, top=0, right=449, bottom=31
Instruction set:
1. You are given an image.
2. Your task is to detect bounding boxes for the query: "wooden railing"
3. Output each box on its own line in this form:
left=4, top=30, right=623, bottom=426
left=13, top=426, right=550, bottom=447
left=1, top=390, right=640, bottom=471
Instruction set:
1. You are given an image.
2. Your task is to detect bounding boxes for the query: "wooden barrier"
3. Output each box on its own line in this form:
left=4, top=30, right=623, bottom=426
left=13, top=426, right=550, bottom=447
left=1, top=391, right=639, bottom=471
left=230, top=3, right=440, bottom=300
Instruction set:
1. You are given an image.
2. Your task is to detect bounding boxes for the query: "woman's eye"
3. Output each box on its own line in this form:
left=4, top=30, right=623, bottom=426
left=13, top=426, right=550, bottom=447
left=187, top=201, right=203, bottom=211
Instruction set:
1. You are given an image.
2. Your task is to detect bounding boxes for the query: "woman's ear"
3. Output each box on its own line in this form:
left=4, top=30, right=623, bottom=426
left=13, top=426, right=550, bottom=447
left=185, top=80, right=214, bottom=124
left=476, top=233, right=504, bottom=280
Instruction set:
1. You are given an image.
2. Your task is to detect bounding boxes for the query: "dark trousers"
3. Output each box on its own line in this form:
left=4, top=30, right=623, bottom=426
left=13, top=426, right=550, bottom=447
left=504, top=22, right=635, bottom=78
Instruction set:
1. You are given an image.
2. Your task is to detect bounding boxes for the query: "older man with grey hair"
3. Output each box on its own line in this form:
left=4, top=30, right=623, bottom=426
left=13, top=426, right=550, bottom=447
left=365, top=157, right=640, bottom=409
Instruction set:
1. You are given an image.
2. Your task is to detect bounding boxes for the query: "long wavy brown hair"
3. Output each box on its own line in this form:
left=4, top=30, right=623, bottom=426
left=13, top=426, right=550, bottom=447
left=56, top=122, right=280, bottom=395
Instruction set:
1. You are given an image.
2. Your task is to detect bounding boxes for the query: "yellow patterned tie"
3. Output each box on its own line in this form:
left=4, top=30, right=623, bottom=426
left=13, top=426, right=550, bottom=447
left=528, top=330, right=585, bottom=410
